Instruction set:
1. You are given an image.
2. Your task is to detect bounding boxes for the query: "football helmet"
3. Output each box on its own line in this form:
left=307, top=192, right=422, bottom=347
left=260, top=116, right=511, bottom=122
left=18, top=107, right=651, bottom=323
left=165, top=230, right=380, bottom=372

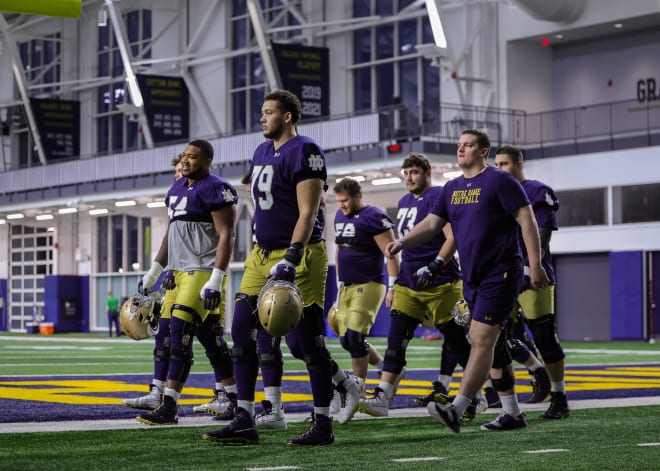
left=327, top=305, right=339, bottom=336
left=257, top=279, right=303, bottom=336
left=452, top=299, right=471, bottom=327
left=120, top=291, right=163, bottom=340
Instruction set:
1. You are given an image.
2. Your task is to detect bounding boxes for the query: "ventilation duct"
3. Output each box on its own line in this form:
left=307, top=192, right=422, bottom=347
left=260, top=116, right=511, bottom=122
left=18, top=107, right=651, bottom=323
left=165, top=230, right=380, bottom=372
left=512, top=0, right=586, bottom=23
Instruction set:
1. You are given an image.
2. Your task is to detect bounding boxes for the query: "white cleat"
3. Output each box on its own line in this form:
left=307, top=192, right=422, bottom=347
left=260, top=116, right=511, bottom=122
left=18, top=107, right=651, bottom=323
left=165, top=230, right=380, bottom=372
left=123, top=384, right=163, bottom=411
left=255, top=400, right=287, bottom=430
left=192, top=388, right=230, bottom=415
left=358, top=387, right=390, bottom=417
left=336, top=375, right=360, bottom=425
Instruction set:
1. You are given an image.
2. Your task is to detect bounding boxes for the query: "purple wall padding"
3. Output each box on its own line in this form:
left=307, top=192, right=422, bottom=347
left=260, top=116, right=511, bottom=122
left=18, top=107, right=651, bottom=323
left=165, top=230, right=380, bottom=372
left=610, top=251, right=643, bottom=340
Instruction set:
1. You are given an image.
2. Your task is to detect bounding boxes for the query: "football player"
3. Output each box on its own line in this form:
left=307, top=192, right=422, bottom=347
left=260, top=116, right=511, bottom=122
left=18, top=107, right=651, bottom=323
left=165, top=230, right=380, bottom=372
left=388, top=130, right=549, bottom=432
left=494, top=145, right=569, bottom=419
left=360, top=153, right=477, bottom=417
left=330, top=177, right=400, bottom=419
left=203, top=90, right=358, bottom=446
left=133, top=139, right=238, bottom=425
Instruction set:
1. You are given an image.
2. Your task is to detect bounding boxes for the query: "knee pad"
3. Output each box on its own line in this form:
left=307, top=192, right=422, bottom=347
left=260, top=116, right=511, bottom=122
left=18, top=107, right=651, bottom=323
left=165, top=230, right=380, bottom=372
left=154, top=337, right=170, bottom=363
left=232, top=345, right=258, bottom=365
left=259, top=350, right=284, bottom=369
left=491, top=333, right=512, bottom=370
left=383, top=310, right=417, bottom=373
left=491, top=368, right=515, bottom=392
left=507, top=337, right=531, bottom=364
left=168, top=317, right=196, bottom=382
left=437, top=320, right=471, bottom=359
left=301, top=335, right=332, bottom=371
left=528, top=314, right=565, bottom=364
left=342, top=329, right=369, bottom=359
left=204, top=336, right=231, bottom=365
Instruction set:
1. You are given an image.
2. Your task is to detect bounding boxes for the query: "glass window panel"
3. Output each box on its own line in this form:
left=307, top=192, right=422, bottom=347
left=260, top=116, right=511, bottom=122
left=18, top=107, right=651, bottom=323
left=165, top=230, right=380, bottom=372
left=354, top=69, right=371, bottom=112
left=98, top=51, right=109, bottom=77
left=127, top=121, right=138, bottom=150
left=377, top=0, right=394, bottom=15
left=12, top=292, right=21, bottom=302
left=613, top=183, right=660, bottom=224
left=354, top=0, right=370, bottom=17
left=112, top=49, right=123, bottom=77
left=251, top=87, right=266, bottom=131
left=377, top=63, right=394, bottom=108
left=127, top=216, right=138, bottom=270
left=11, top=279, right=21, bottom=288
left=354, top=30, right=371, bottom=64
left=24, top=292, right=34, bottom=303
left=233, top=56, right=247, bottom=88
left=24, top=238, right=34, bottom=248
left=112, top=113, right=124, bottom=152
left=98, top=24, right=110, bottom=50
left=399, top=19, right=417, bottom=56
left=20, top=42, right=29, bottom=66
left=98, top=116, right=109, bottom=154
left=376, top=25, right=394, bottom=60
left=251, top=53, right=264, bottom=85
left=37, top=292, right=45, bottom=302
left=127, top=11, right=140, bottom=43
left=37, top=236, right=47, bottom=246
left=143, top=10, right=152, bottom=39
left=98, top=216, right=109, bottom=273
left=24, top=252, right=34, bottom=262
left=25, top=279, right=34, bottom=289
left=24, top=265, right=34, bottom=275
left=11, top=225, right=22, bottom=235
left=24, top=226, right=34, bottom=234
left=12, top=253, right=21, bottom=262
left=556, top=188, right=607, bottom=227
left=233, top=18, right=247, bottom=49
left=37, top=265, right=47, bottom=275
left=232, top=92, right=246, bottom=132
left=113, top=214, right=124, bottom=272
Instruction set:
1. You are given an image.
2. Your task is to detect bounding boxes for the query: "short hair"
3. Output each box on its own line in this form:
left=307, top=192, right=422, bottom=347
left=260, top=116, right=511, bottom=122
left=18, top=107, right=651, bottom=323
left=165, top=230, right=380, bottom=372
left=264, top=89, right=302, bottom=124
left=333, top=177, right=362, bottom=197
left=171, top=155, right=181, bottom=166
left=461, top=129, right=491, bottom=150
left=401, top=152, right=432, bottom=173
left=495, top=145, right=523, bottom=164
left=188, top=139, right=214, bottom=161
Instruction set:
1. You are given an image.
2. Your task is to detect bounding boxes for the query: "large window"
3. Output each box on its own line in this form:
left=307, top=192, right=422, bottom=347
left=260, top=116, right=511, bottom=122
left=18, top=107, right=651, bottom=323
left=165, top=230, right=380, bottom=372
left=96, top=214, right=150, bottom=274
left=613, top=183, right=660, bottom=224
left=96, top=9, right=151, bottom=154
left=555, top=188, right=607, bottom=227
left=230, top=0, right=302, bottom=132
left=353, top=0, right=440, bottom=136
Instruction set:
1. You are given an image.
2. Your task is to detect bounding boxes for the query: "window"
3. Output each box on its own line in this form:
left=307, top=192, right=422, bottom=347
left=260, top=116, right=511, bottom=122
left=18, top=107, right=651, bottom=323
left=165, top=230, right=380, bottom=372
left=97, top=215, right=151, bottom=274
left=555, top=188, right=607, bottom=227
left=352, top=0, right=440, bottom=137
left=230, top=0, right=303, bottom=132
left=96, top=9, right=151, bottom=154
left=613, top=183, right=660, bottom=224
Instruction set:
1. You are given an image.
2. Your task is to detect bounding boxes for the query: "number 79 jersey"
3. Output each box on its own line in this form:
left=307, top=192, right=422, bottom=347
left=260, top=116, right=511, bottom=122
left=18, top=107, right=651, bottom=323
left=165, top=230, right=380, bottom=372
left=249, top=135, right=327, bottom=251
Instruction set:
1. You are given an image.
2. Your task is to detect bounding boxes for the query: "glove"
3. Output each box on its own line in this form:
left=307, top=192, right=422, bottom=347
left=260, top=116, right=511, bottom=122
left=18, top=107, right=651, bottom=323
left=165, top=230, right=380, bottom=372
left=139, top=261, right=164, bottom=294
left=414, top=256, right=445, bottom=290
left=200, top=268, right=225, bottom=311
left=269, top=243, right=304, bottom=283
left=162, top=270, right=176, bottom=291
left=521, top=266, right=531, bottom=292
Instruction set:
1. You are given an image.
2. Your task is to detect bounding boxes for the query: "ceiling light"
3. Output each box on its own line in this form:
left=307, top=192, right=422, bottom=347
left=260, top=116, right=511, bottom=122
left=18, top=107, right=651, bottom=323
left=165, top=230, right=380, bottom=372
left=58, top=207, right=78, bottom=214
left=47, top=227, right=55, bottom=232
left=555, top=34, right=563, bottom=39
left=115, top=200, right=136, bottom=207
left=7, top=213, right=24, bottom=219
left=425, top=0, right=447, bottom=48
left=147, top=201, right=166, bottom=208
left=89, top=208, right=109, bottom=215
left=614, top=23, right=623, bottom=29
left=335, top=175, right=366, bottom=183
left=442, top=170, right=463, bottom=179
left=36, top=214, right=54, bottom=220
left=0, top=219, right=6, bottom=224
left=371, top=177, right=402, bottom=186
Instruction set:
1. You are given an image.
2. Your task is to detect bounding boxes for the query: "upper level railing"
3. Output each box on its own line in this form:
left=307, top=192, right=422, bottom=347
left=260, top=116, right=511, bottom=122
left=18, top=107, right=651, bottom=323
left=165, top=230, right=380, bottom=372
left=1, top=98, right=659, bottom=200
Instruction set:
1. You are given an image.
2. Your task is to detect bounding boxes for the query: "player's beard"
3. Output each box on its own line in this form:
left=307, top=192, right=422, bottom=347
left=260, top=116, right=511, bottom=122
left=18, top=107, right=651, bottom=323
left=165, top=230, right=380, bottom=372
left=263, top=118, right=285, bottom=140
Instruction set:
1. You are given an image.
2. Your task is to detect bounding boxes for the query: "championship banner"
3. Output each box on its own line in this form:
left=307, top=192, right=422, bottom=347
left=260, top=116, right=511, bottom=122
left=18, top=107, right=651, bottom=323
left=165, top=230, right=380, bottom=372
left=30, top=98, right=80, bottom=161
left=271, top=42, right=329, bottom=119
left=136, top=74, right=189, bottom=144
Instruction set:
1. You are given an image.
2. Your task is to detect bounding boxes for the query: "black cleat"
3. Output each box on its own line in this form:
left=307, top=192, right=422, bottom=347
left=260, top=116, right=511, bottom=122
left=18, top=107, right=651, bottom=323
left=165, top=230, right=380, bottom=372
left=427, top=402, right=461, bottom=433
left=526, top=368, right=551, bottom=403
left=136, top=395, right=178, bottom=425
left=480, top=412, right=527, bottom=431
left=414, top=381, right=449, bottom=407
left=213, top=392, right=237, bottom=421
left=541, top=391, right=570, bottom=419
left=203, top=407, right=259, bottom=444
left=287, top=413, right=334, bottom=446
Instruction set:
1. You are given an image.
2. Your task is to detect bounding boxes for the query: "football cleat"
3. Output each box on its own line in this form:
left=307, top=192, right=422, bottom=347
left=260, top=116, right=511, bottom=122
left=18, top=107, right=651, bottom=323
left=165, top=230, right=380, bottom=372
left=474, top=392, right=489, bottom=415
left=358, top=387, right=389, bottom=417
left=287, top=413, right=334, bottom=446
left=123, top=383, right=163, bottom=410
left=193, top=388, right=230, bottom=415
left=526, top=368, right=551, bottom=403
left=541, top=392, right=570, bottom=420
left=255, top=400, right=287, bottom=430
left=413, top=381, right=449, bottom=407
left=136, top=395, right=178, bottom=425
left=203, top=407, right=259, bottom=445
left=427, top=402, right=461, bottom=433
left=484, top=386, right=502, bottom=408
left=480, top=412, right=527, bottom=431
left=212, top=392, right=237, bottom=421
left=336, top=376, right=360, bottom=425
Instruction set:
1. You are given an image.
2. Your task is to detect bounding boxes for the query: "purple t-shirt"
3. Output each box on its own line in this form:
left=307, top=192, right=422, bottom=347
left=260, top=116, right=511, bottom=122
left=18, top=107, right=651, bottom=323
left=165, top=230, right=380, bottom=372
left=522, top=179, right=559, bottom=285
left=431, top=166, right=529, bottom=285
left=335, top=205, right=394, bottom=285
left=249, top=135, right=327, bottom=250
left=396, top=186, right=461, bottom=288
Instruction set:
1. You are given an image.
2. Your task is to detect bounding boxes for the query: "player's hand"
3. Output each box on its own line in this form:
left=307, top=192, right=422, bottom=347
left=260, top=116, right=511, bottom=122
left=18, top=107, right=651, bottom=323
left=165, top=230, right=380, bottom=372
left=529, top=264, right=549, bottom=290
left=162, top=270, right=176, bottom=290
left=385, top=239, right=404, bottom=258
left=200, top=268, right=225, bottom=310
left=139, top=262, right=164, bottom=294
left=269, top=260, right=297, bottom=283
left=414, top=257, right=445, bottom=290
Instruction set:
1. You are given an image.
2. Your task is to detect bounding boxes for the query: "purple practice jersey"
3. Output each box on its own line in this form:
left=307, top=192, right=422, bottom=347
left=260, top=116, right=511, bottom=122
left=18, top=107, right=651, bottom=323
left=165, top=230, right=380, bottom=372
left=396, top=186, right=461, bottom=289
left=522, top=179, right=559, bottom=285
left=335, top=205, right=394, bottom=285
left=166, top=174, right=238, bottom=272
left=249, top=135, right=327, bottom=250
left=431, top=166, right=529, bottom=285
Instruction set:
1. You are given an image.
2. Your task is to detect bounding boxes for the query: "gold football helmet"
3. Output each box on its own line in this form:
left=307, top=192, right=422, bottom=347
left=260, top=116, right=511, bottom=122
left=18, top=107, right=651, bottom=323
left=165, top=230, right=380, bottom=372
left=119, top=292, right=163, bottom=340
left=452, top=299, right=471, bottom=327
left=327, top=304, right=339, bottom=336
left=257, top=279, right=303, bottom=336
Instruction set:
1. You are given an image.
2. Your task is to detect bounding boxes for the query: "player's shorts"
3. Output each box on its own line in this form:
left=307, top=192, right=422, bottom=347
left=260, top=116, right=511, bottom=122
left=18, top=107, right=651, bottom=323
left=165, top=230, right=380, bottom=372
left=464, top=269, right=522, bottom=326
left=512, top=285, right=555, bottom=320
left=169, top=270, right=227, bottom=324
left=336, top=281, right=385, bottom=336
left=391, top=280, right=463, bottom=325
left=239, top=242, right=328, bottom=308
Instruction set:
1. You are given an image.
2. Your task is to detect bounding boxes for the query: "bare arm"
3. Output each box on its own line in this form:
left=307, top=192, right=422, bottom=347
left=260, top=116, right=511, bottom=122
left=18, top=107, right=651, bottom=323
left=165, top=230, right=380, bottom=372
left=385, top=213, right=447, bottom=257
left=292, top=178, right=324, bottom=246
left=210, top=204, right=237, bottom=271
left=437, top=223, right=457, bottom=261
left=374, top=228, right=401, bottom=308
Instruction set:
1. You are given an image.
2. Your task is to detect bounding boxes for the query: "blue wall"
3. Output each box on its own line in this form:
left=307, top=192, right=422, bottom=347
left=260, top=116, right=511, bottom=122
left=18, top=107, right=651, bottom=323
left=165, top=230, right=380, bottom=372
left=44, top=275, right=90, bottom=333
left=610, top=251, right=644, bottom=340
left=0, top=279, right=6, bottom=331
